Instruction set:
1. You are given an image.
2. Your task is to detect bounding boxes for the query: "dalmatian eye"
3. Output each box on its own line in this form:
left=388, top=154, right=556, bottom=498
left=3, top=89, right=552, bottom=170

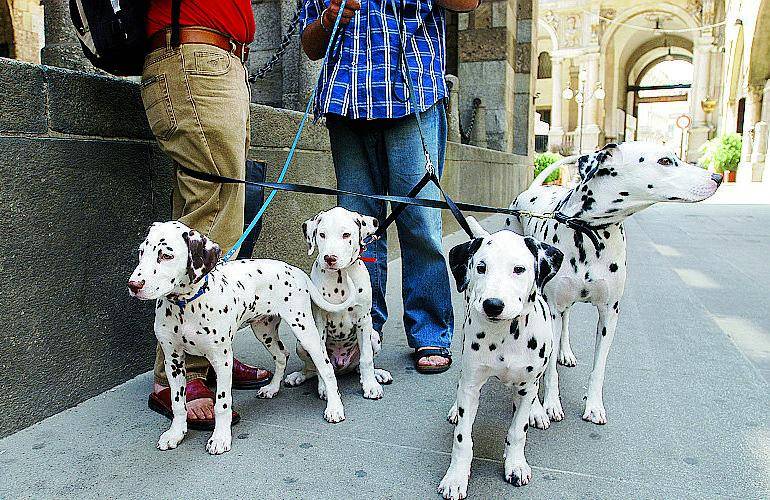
left=513, top=265, right=526, bottom=275
left=342, top=232, right=351, bottom=239
left=160, top=253, right=174, bottom=261
left=319, top=233, right=326, bottom=239
left=658, top=157, right=673, bottom=166
left=476, top=262, right=486, bottom=274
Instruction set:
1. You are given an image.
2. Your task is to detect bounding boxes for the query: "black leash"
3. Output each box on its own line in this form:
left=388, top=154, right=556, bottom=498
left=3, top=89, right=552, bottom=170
left=178, top=166, right=602, bottom=248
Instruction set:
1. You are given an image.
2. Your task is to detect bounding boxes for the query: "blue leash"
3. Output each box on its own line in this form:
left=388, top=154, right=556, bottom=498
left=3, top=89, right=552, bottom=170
left=222, top=1, right=348, bottom=263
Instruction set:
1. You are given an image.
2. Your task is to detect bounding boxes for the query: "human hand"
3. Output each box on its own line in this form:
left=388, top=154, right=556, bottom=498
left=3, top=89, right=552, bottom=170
left=321, top=0, right=361, bottom=29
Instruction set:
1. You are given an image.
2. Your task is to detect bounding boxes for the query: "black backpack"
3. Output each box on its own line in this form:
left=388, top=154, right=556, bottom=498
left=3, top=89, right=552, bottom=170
left=69, top=0, right=183, bottom=76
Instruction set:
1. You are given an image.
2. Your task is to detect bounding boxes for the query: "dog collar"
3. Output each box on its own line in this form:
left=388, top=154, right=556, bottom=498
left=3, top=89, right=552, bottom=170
left=173, top=275, right=209, bottom=313
left=359, top=245, right=377, bottom=263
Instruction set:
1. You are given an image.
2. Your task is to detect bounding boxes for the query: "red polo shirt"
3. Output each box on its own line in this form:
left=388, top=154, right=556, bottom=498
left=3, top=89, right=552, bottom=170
left=146, top=0, right=256, bottom=44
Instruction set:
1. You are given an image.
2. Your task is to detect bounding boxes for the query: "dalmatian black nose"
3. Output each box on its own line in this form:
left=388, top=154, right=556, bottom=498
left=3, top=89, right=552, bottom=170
left=482, top=298, right=505, bottom=317
left=128, top=280, right=145, bottom=294
left=324, top=255, right=338, bottom=266
left=710, top=173, right=723, bottom=186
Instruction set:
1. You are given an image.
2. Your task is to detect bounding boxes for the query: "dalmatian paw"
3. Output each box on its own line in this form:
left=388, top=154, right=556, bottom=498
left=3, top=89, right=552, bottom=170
left=528, top=402, right=551, bottom=430
left=374, top=368, right=393, bottom=384
left=256, top=383, right=280, bottom=399
left=284, top=371, right=307, bottom=387
left=557, top=348, right=577, bottom=367
left=543, top=397, right=564, bottom=422
left=438, top=467, right=470, bottom=500
left=362, top=381, right=384, bottom=400
left=323, top=403, right=346, bottom=423
left=582, top=399, right=607, bottom=425
left=157, top=427, right=186, bottom=451
left=447, top=403, right=459, bottom=425
left=206, top=431, right=232, bottom=455
left=505, top=462, right=532, bottom=487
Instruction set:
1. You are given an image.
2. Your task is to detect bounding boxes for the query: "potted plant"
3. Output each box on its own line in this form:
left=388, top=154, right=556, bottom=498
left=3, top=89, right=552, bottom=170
left=534, top=152, right=562, bottom=185
left=699, top=133, right=741, bottom=182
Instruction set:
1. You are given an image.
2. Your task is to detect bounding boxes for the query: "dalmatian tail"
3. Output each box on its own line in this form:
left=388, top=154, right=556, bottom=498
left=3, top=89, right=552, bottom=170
left=532, top=154, right=581, bottom=187
left=304, top=275, right=358, bottom=313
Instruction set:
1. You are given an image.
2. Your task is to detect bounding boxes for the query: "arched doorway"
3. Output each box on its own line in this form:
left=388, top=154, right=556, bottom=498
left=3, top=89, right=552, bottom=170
left=632, top=59, right=694, bottom=155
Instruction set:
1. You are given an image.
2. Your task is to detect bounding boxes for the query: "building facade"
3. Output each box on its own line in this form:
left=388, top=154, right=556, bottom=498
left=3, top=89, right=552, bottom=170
left=532, top=0, right=770, bottom=184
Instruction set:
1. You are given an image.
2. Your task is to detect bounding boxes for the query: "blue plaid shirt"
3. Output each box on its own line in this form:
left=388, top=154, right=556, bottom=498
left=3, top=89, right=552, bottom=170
left=300, top=0, right=447, bottom=120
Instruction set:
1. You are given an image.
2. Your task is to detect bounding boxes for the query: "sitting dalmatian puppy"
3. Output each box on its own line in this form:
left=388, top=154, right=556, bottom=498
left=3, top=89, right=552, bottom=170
left=506, top=141, right=722, bottom=428
left=285, top=207, right=392, bottom=399
left=128, top=221, right=355, bottom=455
left=438, top=217, right=563, bottom=499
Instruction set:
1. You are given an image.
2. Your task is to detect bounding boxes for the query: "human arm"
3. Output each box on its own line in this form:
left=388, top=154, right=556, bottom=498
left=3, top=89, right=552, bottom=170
left=300, top=0, right=361, bottom=61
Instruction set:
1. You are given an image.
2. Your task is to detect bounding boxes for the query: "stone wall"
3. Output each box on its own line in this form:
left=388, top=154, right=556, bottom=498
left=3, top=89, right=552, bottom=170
left=0, top=57, right=531, bottom=436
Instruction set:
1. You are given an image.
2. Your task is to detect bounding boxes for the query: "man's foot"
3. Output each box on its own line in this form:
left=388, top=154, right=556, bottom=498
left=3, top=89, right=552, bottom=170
left=207, top=358, right=273, bottom=390
left=413, top=347, right=452, bottom=374
left=148, top=378, right=240, bottom=431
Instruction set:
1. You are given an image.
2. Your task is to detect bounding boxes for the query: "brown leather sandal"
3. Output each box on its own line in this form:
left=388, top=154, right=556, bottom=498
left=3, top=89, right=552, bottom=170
left=148, top=378, right=240, bottom=431
left=206, top=358, right=273, bottom=390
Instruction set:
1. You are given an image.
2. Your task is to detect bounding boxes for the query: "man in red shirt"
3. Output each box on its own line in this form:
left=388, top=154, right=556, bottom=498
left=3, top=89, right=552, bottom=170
left=141, top=0, right=271, bottom=431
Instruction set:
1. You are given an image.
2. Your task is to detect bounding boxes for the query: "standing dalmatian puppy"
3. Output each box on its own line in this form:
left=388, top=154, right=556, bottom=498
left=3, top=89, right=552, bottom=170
left=438, top=218, right=563, bottom=499
left=128, top=221, right=355, bottom=455
left=285, top=207, right=392, bottom=399
left=505, top=142, right=722, bottom=427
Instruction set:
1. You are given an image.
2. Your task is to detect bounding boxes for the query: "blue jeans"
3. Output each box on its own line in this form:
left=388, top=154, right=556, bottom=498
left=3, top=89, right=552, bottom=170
left=326, top=103, right=453, bottom=349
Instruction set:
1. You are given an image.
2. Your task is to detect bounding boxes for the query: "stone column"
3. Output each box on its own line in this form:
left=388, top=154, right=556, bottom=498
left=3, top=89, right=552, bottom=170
left=457, top=0, right=532, bottom=153
left=511, top=0, right=538, bottom=157
left=751, top=122, right=768, bottom=182
left=580, top=51, right=601, bottom=153
left=446, top=74, right=462, bottom=143
left=41, top=0, right=92, bottom=70
left=737, top=85, right=763, bottom=183
left=248, top=0, right=284, bottom=105
left=547, top=56, right=564, bottom=150
left=470, top=102, right=489, bottom=148
left=687, top=33, right=714, bottom=161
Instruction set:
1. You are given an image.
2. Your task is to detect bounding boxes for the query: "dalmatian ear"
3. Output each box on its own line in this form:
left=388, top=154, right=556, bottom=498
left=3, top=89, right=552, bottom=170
left=355, top=214, right=379, bottom=245
left=524, top=236, right=564, bottom=291
left=448, top=237, right=484, bottom=292
left=577, top=143, right=620, bottom=182
left=466, top=216, right=490, bottom=238
left=183, top=231, right=221, bottom=284
left=302, top=216, right=319, bottom=255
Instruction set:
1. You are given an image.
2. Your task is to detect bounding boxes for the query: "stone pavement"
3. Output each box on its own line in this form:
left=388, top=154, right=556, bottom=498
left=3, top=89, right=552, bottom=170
left=1, top=199, right=769, bottom=499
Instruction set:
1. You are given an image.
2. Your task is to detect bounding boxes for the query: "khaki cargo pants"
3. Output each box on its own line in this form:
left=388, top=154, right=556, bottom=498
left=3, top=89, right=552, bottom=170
left=141, top=39, right=250, bottom=385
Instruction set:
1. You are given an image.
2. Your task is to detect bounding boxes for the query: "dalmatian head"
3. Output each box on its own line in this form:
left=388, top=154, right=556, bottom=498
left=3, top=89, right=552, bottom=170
left=565, top=141, right=723, bottom=224
left=302, top=207, right=379, bottom=271
left=449, top=217, right=563, bottom=322
left=128, top=221, right=221, bottom=300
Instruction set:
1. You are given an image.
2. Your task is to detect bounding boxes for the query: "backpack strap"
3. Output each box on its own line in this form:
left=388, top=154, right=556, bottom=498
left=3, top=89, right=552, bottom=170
left=170, top=0, right=182, bottom=46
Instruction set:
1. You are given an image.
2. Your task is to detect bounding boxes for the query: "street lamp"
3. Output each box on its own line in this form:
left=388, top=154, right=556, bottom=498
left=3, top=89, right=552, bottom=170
left=563, top=70, right=605, bottom=153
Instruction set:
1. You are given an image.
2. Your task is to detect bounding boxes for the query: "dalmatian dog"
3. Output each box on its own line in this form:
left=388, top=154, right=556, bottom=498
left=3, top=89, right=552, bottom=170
left=128, top=221, right=356, bottom=455
left=285, top=207, right=392, bottom=399
left=505, top=141, right=722, bottom=428
left=438, top=218, right=563, bottom=499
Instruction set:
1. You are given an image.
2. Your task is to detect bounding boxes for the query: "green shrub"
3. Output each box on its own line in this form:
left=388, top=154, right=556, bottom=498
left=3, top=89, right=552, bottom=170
left=699, top=133, right=742, bottom=173
left=534, top=152, right=562, bottom=183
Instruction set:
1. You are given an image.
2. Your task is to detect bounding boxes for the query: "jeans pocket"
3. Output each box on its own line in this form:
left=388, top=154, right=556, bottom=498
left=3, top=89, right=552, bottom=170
left=189, top=50, right=232, bottom=76
left=141, top=74, right=177, bottom=141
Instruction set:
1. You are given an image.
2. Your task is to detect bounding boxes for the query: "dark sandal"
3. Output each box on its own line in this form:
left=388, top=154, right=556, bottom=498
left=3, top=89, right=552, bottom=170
left=206, top=358, right=273, bottom=390
left=412, top=348, right=452, bottom=374
left=148, top=378, right=240, bottom=431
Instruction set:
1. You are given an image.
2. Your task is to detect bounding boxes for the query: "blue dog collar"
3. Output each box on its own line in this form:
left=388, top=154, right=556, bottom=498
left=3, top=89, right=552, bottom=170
left=174, top=274, right=209, bottom=312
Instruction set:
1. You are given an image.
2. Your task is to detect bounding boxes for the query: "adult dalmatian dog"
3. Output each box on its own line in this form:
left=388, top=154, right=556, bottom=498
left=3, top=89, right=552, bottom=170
left=128, top=221, right=356, bottom=455
left=438, top=219, right=563, bottom=499
left=505, top=141, right=722, bottom=428
left=285, top=207, right=393, bottom=399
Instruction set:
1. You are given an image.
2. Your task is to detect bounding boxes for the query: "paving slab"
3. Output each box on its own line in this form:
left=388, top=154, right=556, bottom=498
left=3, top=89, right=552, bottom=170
left=1, top=202, right=768, bottom=499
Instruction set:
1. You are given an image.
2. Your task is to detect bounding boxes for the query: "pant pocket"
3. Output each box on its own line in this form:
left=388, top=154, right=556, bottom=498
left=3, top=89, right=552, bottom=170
left=141, top=74, right=177, bottom=141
